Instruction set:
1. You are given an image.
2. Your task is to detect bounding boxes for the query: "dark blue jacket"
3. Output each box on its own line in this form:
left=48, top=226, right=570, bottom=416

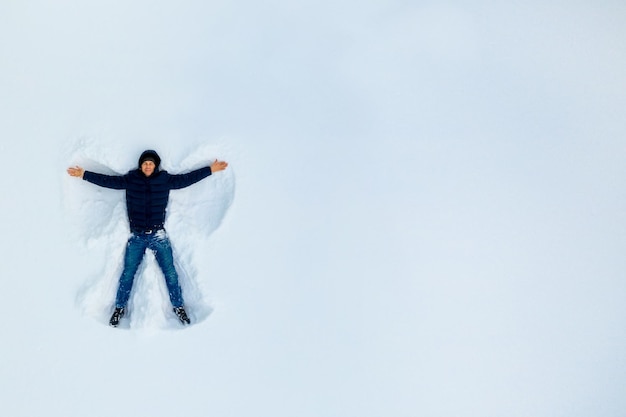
left=83, top=167, right=212, bottom=232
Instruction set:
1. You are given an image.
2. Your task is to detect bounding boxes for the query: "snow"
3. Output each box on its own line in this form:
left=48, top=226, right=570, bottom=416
left=2, top=1, right=626, bottom=417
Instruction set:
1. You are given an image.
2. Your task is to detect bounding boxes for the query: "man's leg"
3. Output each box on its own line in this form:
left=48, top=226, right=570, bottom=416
left=151, top=231, right=185, bottom=308
left=115, top=234, right=148, bottom=308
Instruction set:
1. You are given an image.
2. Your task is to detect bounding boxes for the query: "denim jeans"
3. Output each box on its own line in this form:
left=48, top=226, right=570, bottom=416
left=115, top=229, right=184, bottom=309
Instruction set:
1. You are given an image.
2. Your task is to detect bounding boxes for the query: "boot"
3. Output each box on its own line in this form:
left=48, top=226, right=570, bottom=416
left=173, top=306, right=190, bottom=325
left=109, top=307, right=125, bottom=327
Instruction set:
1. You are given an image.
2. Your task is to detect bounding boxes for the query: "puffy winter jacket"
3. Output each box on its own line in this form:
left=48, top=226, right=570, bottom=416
left=83, top=166, right=212, bottom=232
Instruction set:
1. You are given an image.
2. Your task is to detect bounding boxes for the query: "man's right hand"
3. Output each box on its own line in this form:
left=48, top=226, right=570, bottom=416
left=67, top=166, right=85, bottom=178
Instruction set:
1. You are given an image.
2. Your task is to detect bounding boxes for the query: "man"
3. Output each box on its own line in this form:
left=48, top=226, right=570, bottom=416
left=67, top=150, right=228, bottom=327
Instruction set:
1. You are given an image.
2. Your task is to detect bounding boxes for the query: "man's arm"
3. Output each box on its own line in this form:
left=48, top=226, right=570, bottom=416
left=168, top=160, right=228, bottom=190
left=67, top=166, right=127, bottom=190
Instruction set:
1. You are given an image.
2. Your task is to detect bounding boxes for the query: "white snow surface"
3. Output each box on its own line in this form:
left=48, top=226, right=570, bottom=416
left=2, top=2, right=626, bottom=417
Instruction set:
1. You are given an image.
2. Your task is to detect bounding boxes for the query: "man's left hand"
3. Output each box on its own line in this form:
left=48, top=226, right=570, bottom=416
left=211, top=160, right=228, bottom=173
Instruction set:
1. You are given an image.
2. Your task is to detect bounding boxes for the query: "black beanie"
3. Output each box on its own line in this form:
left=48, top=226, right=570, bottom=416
left=138, top=150, right=161, bottom=169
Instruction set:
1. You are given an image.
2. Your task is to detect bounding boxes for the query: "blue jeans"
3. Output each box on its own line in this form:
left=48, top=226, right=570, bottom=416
left=115, top=229, right=184, bottom=309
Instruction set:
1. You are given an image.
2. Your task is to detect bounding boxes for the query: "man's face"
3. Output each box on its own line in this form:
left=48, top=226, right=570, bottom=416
left=141, top=160, right=156, bottom=177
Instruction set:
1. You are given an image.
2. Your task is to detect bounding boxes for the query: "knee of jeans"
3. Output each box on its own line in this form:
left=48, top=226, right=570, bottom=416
left=164, top=262, right=178, bottom=275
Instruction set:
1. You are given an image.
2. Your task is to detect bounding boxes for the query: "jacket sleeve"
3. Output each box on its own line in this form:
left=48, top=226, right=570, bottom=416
left=83, top=171, right=128, bottom=190
left=167, top=166, right=212, bottom=190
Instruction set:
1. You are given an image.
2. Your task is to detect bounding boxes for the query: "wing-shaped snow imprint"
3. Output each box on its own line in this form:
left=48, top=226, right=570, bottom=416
left=63, top=138, right=235, bottom=330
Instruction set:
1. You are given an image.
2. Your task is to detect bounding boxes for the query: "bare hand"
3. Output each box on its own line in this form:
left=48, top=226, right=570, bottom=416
left=67, top=166, right=85, bottom=178
left=210, top=160, right=228, bottom=173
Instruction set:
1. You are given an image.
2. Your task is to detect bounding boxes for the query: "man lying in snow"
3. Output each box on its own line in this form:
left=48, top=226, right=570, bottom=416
left=67, top=150, right=228, bottom=327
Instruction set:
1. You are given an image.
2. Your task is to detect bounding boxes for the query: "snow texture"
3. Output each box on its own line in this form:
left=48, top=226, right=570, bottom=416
left=3, top=1, right=626, bottom=417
